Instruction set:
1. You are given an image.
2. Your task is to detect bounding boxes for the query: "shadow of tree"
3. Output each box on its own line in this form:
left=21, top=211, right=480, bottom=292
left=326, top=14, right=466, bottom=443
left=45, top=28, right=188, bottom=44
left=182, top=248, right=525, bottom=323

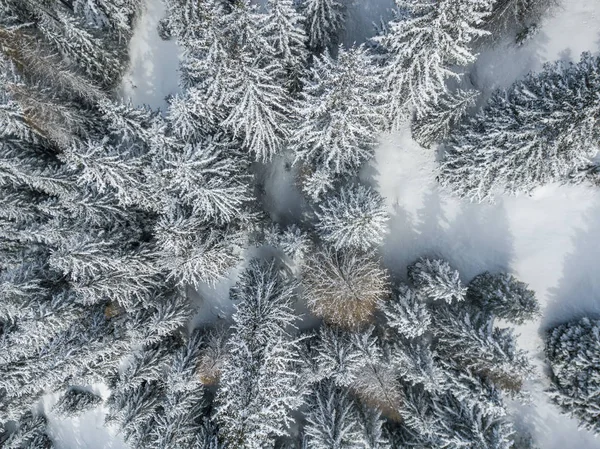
left=543, top=198, right=600, bottom=332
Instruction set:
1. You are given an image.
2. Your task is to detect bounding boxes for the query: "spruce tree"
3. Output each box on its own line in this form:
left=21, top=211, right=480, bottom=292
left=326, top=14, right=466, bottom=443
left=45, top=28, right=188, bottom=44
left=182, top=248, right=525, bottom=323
left=292, top=46, right=384, bottom=200
left=408, top=258, right=467, bottom=304
left=441, top=52, right=600, bottom=201
left=377, top=0, right=493, bottom=127
left=314, top=183, right=389, bottom=251
left=468, top=272, right=540, bottom=324
left=546, top=317, right=600, bottom=435
left=261, top=0, right=308, bottom=92
left=301, top=0, right=346, bottom=53
left=215, top=259, right=302, bottom=448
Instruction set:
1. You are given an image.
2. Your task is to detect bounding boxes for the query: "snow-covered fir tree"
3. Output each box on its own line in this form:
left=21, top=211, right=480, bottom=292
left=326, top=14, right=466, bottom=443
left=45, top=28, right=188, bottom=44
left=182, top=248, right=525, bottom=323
left=545, top=317, right=600, bottom=435
left=303, top=380, right=365, bottom=448
left=3, top=412, right=55, bottom=449
left=164, top=0, right=293, bottom=161
left=411, top=88, right=479, bottom=148
left=376, top=0, right=493, bottom=127
left=486, top=0, right=557, bottom=37
left=292, top=45, right=384, bottom=200
left=314, top=183, right=389, bottom=251
left=433, top=304, right=534, bottom=389
left=468, top=272, right=540, bottom=324
left=303, top=247, right=390, bottom=329
left=441, top=52, right=600, bottom=201
left=301, top=0, right=346, bottom=53
left=408, top=258, right=467, bottom=303
left=215, top=259, right=302, bottom=448
left=52, top=388, right=103, bottom=418
left=381, top=284, right=431, bottom=339
left=261, top=0, right=308, bottom=92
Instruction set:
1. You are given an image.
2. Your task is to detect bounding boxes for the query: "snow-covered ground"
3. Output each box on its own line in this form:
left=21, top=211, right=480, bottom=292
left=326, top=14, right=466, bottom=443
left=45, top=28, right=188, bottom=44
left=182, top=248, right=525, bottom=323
left=49, top=0, right=600, bottom=447
left=120, top=0, right=180, bottom=111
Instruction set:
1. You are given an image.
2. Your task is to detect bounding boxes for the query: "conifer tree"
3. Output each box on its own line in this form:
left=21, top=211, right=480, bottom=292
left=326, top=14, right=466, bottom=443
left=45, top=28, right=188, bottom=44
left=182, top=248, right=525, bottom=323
left=53, top=388, right=103, bottom=418
left=304, top=380, right=364, bottom=449
left=261, top=0, right=308, bottom=92
left=441, top=52, right=600, bottom=201
left=468, top=272, right=540, bottom=324
left=545, top=317, right=600, bottom=435
left=377, top=0, right=493, bottom=127
left=292, top=46, right=384, bottom=200
left=314, top=184, right=389, bottom=251
left=215, top=259, right=302, bottom=448
left=433, top=304, right=533, bottom=389
left=301, top=0, right=346, bottom=53
left=381, top=284, right=431, bottom=339
left=408, top=258, right=467, bottom=303
left=303, top=247, right=390, bottom=329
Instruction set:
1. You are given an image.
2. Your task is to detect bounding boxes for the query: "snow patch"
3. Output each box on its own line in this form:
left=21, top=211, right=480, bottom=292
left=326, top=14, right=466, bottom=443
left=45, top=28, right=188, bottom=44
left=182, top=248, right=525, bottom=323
left=120, top=0, right=181, bottom=110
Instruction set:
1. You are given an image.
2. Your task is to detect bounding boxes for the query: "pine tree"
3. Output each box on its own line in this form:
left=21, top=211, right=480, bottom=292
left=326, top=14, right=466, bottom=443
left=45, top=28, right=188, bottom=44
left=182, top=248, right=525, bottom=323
left=303, top=247, right=390, bottom=329
left=411, top=88, right=478, bottom=148
left=292, top=46, right=384, bottom=200
left=545, top=317, right=600, bottom=435
left=441, top=52, right=600, bottom=201
left=53, top=388, right=103, bottom=418
left=377, top=0, right=493, bottom=127
left=468, top=272, right=540, bottom=324
left=215, top=259, right=302, bottom=448
left=381, top=284, right=431, bottom=339
left=301, top=0, right=346, bottom=53
left=303, top=380, right=364, bottom=449
left=261, top=0, right=308, bottom=92
left=314, top=183, right=389, bottom=251
left=408, top=258, right=467, bottom=303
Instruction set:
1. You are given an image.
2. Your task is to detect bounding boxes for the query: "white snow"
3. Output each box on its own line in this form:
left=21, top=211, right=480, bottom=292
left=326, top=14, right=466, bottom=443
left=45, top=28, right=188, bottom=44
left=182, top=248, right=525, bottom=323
left=120, top=0, right=180, bottom=111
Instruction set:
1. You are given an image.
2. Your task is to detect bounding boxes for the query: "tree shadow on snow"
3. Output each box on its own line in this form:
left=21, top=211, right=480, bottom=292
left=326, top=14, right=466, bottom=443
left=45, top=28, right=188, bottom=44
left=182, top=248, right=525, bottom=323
left=382, top=186, right=515, bottom=284
left=543, top=198, right=600, bottom=332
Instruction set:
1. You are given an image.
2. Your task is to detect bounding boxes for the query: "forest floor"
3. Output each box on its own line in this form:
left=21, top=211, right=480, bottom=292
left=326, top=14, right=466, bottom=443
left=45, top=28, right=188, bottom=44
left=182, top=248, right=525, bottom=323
left=46, top=0, right=600, bottom=447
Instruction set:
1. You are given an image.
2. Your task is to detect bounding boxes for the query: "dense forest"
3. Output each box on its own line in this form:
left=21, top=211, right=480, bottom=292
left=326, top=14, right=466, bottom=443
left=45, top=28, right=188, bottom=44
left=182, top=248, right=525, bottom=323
left=0, top=0, right=599, bottom=448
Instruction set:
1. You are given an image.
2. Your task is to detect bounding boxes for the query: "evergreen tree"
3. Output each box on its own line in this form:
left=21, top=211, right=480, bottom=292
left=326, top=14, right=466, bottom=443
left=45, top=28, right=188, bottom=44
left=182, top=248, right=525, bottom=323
left=215, top=259, right=302, bottom=448
left=3, top=412, right=54, bottom=449
left=485, top=0, right=557, bottom=37
left=433, top=304, right=533, bottom=389
left=377, top=0, right=493, bottom=127
left=441, top=52, right=600, bottom=201
left=303, top=247, right=390, bottom=329
left=468, top=272, right=540, bottom=324
left=314, top=325, right=365, bottom=387
left=261, top=0, right=308, bottom=92
left=408, top=258, right=467, bottom=303
left=411, top=88, right=478, bottom=148
left=381, top=284, right=431, bottom=339
left=292, top=46, right=384, bottom=200
left=53, top=388, right=103, bottom=418
left=303, top=380, right=364, bottom=449
left=545, top=317, right=600, bottom=435
left=301, top=0, right=346, bottom=53
left=314, top=183, right=389, bottom=251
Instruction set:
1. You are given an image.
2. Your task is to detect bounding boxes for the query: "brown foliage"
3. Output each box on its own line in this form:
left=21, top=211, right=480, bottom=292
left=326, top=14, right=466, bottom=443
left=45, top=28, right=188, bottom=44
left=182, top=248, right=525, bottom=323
left=303, top=247, right=390, bottom=330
